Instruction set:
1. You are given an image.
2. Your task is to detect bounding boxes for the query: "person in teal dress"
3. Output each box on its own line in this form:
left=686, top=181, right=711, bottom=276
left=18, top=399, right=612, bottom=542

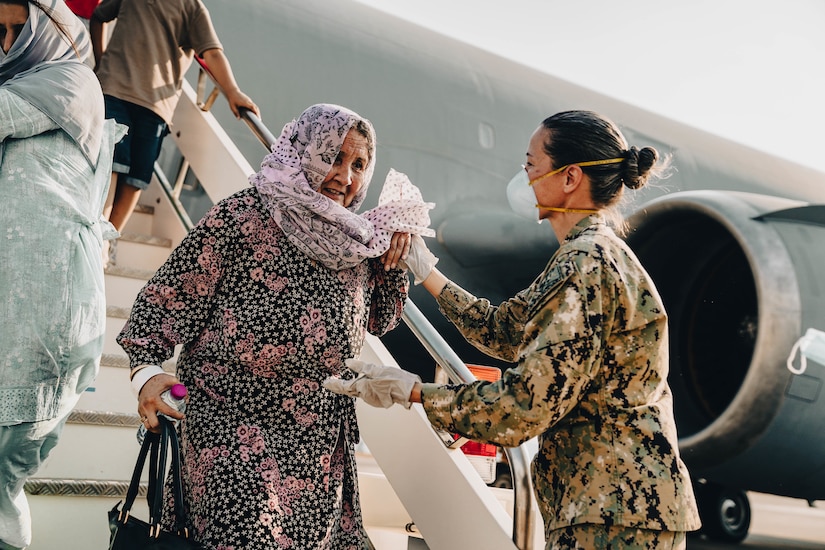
left=0, top=1, right=122, bottom=547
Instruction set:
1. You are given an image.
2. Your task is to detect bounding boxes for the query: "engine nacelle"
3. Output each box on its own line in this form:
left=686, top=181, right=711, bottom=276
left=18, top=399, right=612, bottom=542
left=625, top=190, right=825, bottom=499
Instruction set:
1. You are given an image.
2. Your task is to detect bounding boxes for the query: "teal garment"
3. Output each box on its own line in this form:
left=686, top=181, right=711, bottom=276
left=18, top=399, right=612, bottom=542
left=0, top=90, right=122, bottom=425
left=0, top=414, right=68, bottom=548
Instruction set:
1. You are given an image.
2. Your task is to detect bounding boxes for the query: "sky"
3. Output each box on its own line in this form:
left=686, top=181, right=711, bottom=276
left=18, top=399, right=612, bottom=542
left=357, top=0, right=825, bottom=174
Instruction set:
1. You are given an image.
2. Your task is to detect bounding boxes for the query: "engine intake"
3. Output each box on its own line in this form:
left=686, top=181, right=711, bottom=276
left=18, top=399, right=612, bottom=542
left=624, top=190, right=825, bottom=497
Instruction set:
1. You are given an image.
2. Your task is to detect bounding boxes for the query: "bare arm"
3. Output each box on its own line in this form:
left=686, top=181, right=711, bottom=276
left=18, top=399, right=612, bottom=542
left=200, top=48, right=260, bottom=118
left=89, top=16, right=106, bottom=71
left=421, top=267, right=449, bottom=298
left=410, top=382, right=423, bottom=403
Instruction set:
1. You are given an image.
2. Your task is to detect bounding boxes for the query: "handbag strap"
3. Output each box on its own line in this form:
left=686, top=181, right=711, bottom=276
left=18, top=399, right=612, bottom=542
left=165, top=419, right=190, bottom=534
left=120, top=417, right=193, bottom=537
left=120, top=429, right=158, bottom=518
left=148, top=418, right=171, bottom=526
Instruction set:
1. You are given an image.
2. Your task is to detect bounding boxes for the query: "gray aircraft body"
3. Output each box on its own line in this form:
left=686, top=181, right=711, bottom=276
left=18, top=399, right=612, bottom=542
left=181, top=0, right=825, bottom=543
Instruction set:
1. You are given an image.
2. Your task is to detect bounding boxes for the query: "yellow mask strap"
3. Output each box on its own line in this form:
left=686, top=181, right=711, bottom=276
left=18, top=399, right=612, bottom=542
left=529, top=157, right=624, bottom=215
left=536, top=205, right=600, bottom=214
left=527, top=157, right=625, bottom=186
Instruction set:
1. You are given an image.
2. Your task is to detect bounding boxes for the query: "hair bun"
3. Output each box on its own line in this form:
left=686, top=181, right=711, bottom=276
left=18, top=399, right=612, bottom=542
left=622, top=146, right=658, bottom=190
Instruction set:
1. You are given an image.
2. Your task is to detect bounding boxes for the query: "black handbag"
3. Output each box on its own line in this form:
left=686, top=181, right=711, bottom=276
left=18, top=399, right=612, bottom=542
left=108, top=416, right=203, bottom=549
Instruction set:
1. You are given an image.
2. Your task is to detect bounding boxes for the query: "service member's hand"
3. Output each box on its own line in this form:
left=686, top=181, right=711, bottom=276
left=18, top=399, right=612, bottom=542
left=398, top=234, right=438, bottom=284
left=323, top=359, right=421, bottom=409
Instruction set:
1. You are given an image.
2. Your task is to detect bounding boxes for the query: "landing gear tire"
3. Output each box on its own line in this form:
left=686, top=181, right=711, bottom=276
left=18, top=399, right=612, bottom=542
left=489, top=463, right=512, bottom=489
left=696, top=482, right=751, bottom=543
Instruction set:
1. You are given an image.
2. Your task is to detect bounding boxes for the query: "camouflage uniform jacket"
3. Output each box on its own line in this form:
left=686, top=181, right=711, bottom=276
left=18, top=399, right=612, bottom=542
left=420, top=216, right=701, bottom=535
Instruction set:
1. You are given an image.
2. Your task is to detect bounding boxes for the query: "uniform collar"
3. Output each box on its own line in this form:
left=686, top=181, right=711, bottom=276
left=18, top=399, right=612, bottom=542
left=562, top=214, right=607, bottom=244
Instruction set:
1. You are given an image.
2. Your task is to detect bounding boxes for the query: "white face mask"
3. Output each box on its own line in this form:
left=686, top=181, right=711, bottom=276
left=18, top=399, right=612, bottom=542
left=506, top=159, right=623, bottom=221
left=787, top=327, right=825, bottom=375
left=506, top=169, right=541, bottom=223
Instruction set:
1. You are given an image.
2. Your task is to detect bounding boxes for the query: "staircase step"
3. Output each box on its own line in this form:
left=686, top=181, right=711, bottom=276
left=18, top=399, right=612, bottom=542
left=121, top=203, right=155, bottom=235
left=78, top=355, right=133, bottom=415
left=26, top=491, right=148, bottom=550
left=26, top=478, right=138, bottom=499
left=107, top=305, right=131, bottom=319
left=103, top=265, right=155, bottom=309
left=34, top=421, right=142, bottom=481
left=103, top=316, right=128, bottom=356
left=67, top=409, right=140, bottom=428
left=111, top=232, right=172, bottom=272
left=367, top=528, right=422, bottom=549
left=103, top=306, right=130, bottom=356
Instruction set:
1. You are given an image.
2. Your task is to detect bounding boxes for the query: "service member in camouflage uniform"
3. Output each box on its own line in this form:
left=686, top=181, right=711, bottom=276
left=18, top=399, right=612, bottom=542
left=325, top=111, right=702, bottom=549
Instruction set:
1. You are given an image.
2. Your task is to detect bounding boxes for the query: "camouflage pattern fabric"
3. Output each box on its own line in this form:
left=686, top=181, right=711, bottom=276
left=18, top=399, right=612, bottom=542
left=420, top=215, right=701, bottom=537
left=547, top=524, right=687, bottom=549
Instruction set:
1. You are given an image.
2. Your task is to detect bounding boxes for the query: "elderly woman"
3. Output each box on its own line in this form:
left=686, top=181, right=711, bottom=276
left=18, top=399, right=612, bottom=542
left=0, top=1, right=121, bottom=548
left=118, top=103, right=434, bottom=549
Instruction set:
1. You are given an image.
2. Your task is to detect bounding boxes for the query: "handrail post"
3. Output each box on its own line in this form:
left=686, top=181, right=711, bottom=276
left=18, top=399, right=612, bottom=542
left=172, top=158, right=190, bottom=200
left=152, top=162, right=194, bottom=231
left=508, top=442, right=539, bottom=549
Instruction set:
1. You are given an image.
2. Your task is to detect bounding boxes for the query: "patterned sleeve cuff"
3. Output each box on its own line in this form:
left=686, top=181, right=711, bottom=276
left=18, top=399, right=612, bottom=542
left=420, top=382, right=459, bottom=432
left=130, top=365, right=166, bottom=398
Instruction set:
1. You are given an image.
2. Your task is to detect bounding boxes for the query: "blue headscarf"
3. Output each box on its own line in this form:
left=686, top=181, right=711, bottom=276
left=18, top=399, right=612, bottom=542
left=0, top=0, right=102, bottom=166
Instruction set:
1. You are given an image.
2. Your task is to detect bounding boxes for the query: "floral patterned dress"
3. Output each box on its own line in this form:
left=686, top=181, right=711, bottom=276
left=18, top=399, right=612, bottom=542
left=117, top=187, right=408, bottom=549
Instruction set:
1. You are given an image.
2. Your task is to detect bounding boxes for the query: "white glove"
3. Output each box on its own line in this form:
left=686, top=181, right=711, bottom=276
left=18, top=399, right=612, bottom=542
left=323, top=359, right=421, bottom=409
left=399, top=234, right=438, bottom=285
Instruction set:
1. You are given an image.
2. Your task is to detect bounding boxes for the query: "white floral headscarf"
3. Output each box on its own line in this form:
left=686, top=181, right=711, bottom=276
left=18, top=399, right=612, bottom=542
left=250, top=104, right=434, bottom=271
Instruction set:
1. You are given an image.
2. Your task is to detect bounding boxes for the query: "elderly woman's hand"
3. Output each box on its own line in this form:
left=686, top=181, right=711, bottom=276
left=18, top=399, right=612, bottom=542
left=137, top=373, right=185, bottom=433
left=381, top=231, right=411, bottom=271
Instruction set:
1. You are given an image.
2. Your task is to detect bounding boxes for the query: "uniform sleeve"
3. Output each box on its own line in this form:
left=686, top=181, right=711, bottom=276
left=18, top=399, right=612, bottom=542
left=365, top=261, right=408, bottom=336
left=92, top=0, right=122, bottom=22
left=0, top=90, right=59, bottom=142
left=434, top=281, right=529, bottom=362
left=116, top=200, right=238, bottom=368
left=185, top=2, right=223, bottom=55
left=422, top=255, right=607, bottom=447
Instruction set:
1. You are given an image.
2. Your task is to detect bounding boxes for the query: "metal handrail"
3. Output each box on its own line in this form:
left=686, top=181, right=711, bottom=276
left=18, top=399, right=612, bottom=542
left=157, top=60, right=538, bottom=550
left=239, top=109, right=277, bottom=151
left=193, top=56, right=278, bottom=148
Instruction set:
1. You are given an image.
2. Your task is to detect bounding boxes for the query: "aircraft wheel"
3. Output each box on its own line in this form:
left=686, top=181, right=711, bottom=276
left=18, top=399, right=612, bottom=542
left=696, top=482, right=751, bottom=543
left=489, top=463, right=512, bottom=489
